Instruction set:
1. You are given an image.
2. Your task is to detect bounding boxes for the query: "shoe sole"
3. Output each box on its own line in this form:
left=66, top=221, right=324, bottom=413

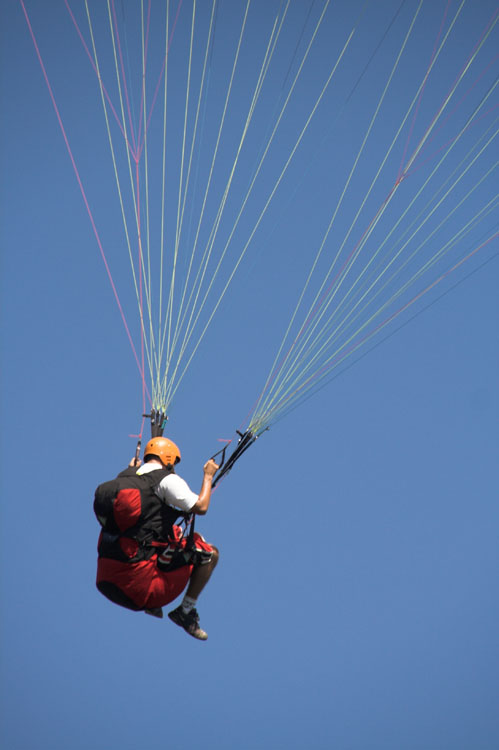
left=168, top=611, right=208, bottom=640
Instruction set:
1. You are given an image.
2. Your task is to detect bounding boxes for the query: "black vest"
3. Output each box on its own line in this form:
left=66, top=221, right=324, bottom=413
left=94, top=466, right=184, bottom=563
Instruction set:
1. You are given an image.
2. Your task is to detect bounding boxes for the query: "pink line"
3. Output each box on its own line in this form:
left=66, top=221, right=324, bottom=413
left=405, top=102, right=499, bottom=181
left=290, top=232, right=498, bottom=397
left=400, top=6, right=499, bottom=180
left=134, top=156, right=147, bottom=421
left=259, top=10, right=499, bottom=408
left=109, top=0, right=138, bottom=157
left=256, top=177, right=403, bottom=411
left=138, top=0, right=184, bottom=160
left=20, top=0, right=151, bottom=402
left=313, top=9, right=499, bottom=336
left=396, top=0, right=452, bottom=182
left=129, top=413, right=147, bottom=440
left=405, top=56, right=499, bottom=177
left=63, top=0, right=137, bottom=159
left=136, top=0, right=153, bottom=153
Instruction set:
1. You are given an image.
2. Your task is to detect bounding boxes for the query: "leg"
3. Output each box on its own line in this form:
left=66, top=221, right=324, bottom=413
left=185, top=545, right=219, bottom=599
left=168, top=546, right=219, bottom=640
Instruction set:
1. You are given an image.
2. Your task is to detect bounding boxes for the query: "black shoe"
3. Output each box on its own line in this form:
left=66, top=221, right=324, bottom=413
left=168, top=605, right=208, bottom=640
left=144, top=607, right=163, bottom=618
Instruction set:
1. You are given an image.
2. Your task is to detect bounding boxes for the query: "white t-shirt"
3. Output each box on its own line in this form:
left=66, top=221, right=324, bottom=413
left=136, top=461, right=199, bottom=513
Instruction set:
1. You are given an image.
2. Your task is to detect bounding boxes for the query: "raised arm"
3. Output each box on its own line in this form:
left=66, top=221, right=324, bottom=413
left=192, top=459, right=219, bottom=515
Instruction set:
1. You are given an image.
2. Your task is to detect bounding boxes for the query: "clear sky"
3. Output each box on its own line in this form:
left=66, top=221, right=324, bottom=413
left=1, top=2, right=498, bottom=750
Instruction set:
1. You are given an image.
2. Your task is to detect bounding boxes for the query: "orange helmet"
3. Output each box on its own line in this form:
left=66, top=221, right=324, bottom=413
left=144, top=437, right=181, bottom=466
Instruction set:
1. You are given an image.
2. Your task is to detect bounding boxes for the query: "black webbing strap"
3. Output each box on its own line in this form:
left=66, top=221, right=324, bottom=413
left=185, top=512, right=196, bottom=549
left=210, top=442, right=230, bottom=468
left=211, top=430, right=258, bottom=488
left=146, top=511, right=195, bottom=550
left=133, top=439, right=142, bottom=466
left=142, top=409, right=168, bottom=437
left=139, top=408, right=198, bottom=542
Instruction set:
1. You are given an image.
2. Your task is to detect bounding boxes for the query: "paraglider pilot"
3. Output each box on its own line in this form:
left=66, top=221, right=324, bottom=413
left=94, top=437, right=219, bottom=640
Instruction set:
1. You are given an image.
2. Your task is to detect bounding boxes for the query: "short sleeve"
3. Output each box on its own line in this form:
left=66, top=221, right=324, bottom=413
left=156, top=474, right=199, bottom=512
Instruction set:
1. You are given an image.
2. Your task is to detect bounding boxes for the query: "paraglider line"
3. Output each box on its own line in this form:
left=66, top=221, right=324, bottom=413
left=405, top=88, right=499, bottom=182
left=109, top=0, right=140, bottom=156
left=396, top=0, right=452, bottom=182
left=130, top=0, right=152, bottom=154
left=254, top=0, right=427, bottom=416
left=260, top=178, right=401, bottom=407
left=139, top=0, right=185, bottom=158
left=63, top=0, right=137, bottom=158
left=20, top=0, right=150, bottom=401
left=267, top=242, right=499, bottom=428
left=211, top=429, right=257, bottom=489
left=134, top=155, right=149, bottom=420
left=267, top=232, right=498, bottom=423
left=402, top=5, right=499, bottom=176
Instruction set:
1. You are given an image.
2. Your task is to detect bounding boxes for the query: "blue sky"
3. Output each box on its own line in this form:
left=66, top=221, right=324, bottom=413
left=1, top=2, right=498, bottom=749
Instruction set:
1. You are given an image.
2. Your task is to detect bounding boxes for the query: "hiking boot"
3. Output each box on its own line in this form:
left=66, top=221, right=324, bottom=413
left=168, top=605, right=208, bottom=640
left=144, top=607, right=163, bottom=618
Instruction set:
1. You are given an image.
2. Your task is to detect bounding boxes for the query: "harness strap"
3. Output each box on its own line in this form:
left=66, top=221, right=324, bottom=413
left=136, top=512, right=196, bottom=550
left=212, top=429, right=258, bottom=488
left=147, top=539, right=170, bottom=549
left=142, top=408, right=168, bottom=437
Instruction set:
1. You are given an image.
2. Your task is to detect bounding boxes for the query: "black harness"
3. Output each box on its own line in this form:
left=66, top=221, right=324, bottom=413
left=94, top=466, right=191, bottom=563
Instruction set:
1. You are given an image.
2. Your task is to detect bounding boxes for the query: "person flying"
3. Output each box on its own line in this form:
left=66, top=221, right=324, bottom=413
left=94, top=437, right=219, bottom=640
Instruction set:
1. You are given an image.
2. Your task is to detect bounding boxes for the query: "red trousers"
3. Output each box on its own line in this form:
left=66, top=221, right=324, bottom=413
left=96, top=531, right=213, bottom=611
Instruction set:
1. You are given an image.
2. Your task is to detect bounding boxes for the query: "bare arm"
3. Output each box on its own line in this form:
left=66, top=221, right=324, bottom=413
left=192, top=459, right=219, bottom=515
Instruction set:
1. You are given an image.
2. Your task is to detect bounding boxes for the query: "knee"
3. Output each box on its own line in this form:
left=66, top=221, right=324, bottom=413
left=210, top=545, right=220, bottom=565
